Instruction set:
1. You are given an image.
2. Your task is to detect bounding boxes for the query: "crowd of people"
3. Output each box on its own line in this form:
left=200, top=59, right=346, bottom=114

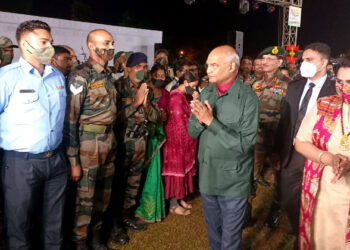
left=0, top=19, right=349, bottom=250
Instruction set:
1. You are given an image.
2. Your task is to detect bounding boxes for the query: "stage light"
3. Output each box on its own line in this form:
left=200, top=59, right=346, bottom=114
left=219, top=0, right=228, bottom=4
left=267, top=4, right=276, bottom=13
left=238, top=0, right=250, bottom=14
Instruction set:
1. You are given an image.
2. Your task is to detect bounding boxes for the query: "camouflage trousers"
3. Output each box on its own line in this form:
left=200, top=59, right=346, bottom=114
left=73, top=131, right=116, bottom=240
left=254, top=123, right=277, bottom=180
left=122, top=135, right=147, bottom=210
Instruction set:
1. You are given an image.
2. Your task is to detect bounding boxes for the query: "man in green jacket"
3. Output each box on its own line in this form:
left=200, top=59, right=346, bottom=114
left=187, top=45, right=259, bottom=250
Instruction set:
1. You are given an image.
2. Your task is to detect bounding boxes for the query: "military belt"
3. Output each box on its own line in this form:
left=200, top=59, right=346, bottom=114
left=81, top=124, right=111, bottom=134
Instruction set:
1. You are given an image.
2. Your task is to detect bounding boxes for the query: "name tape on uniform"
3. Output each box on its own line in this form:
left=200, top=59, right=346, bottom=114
left=90, top=81, right=105, bottom=89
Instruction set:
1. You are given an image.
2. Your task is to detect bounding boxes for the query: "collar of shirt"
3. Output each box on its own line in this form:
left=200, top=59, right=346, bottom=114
left=88, top=58, right=109, bottom=74
left=298, top=73, right=328, bottom=112
left=306, top=74, right=327, bottom=89
left=216, top=76, right=236, bottom=96
left=19, top=57, right=56, bottom=78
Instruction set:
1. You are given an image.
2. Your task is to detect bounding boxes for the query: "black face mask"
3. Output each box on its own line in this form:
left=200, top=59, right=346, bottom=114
left=185, top=85, right=196, bottom=95
left=152, top=79, right=165, bottom=88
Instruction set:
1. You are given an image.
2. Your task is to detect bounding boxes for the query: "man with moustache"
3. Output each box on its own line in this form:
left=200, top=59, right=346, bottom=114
left=50, top=45, right=72, bottom=77
left=251, top=46, right=290, bottom=228
left=64, top=29, right=117, bottom=250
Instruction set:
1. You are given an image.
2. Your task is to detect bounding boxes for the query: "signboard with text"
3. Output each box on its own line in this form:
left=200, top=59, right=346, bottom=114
left=288, top=6, right=302, bottom=27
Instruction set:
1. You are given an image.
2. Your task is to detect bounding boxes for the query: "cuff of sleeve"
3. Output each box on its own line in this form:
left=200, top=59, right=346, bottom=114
left=207, top=118, right=223, bottom=135
left=68, top=156, right=80, bottom=167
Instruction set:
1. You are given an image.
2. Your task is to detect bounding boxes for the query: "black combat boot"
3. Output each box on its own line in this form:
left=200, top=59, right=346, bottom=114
left=107, top=226, right=129, bottom=249
left=91, top=230, right=107, bottom=250
left=264, top=201, right=280, bottom=228
left=122, top=208, right=147, bottom=232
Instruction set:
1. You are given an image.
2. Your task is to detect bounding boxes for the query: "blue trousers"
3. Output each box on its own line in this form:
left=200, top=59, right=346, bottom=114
left=201, top=193, right=247, bottom=250
left=1, top=149, right=67, bottom=250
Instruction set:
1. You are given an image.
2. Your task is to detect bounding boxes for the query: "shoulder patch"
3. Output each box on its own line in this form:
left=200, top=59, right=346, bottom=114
left=70, top=85, right=83, bottom=95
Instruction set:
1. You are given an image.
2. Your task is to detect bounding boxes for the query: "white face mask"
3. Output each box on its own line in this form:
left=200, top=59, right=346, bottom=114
left=300, top=61, right=317, bottom=78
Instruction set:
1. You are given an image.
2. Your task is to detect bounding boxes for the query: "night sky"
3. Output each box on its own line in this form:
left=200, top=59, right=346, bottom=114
left=1, top=0, right=350, bottom=64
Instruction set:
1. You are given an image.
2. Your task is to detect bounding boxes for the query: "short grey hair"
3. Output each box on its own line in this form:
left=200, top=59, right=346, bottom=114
left=227, top=50, right=240, bottom=69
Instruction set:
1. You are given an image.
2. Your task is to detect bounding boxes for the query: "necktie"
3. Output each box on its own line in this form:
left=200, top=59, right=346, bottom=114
left=294, top=82, right=316, bottom=139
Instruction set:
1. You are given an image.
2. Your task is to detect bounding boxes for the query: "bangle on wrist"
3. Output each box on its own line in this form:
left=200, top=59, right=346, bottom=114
left=318, top=151, right=327, bottom=165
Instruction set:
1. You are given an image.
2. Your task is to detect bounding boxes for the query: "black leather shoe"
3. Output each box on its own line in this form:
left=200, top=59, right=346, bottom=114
left=107, top=226, right=129, bottom=248
left=264, top=208, right=280, bottom=228
left=92, top=230, right=108, bottom=250
left=122, top=217, right=147, bottom=232
left=92, top=241, right=107, bottom=250
left=256, top=176, right=270, bottom=187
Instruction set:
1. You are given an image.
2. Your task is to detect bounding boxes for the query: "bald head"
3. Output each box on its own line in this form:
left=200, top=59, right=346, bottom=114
left=87, top=29, right=113, bottom=46
left=87, top=29, right=114, bottom=63
left=206, top=45, right=240, bottom=85
left=209, top=45, right=240, bottom=68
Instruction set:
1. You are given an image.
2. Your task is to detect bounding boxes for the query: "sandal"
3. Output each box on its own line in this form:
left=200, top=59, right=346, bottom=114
left=170, top=206, right=191, bottom=216
left=180, top=200, right=192, bottom=209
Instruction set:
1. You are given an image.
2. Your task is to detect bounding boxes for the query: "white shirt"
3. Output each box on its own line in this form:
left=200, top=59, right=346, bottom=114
left=298, top=74, right=328, bottom=114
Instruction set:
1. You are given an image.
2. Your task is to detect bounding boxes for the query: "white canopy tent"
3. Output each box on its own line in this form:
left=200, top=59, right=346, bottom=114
left=0, top=11, right=163, bottom=66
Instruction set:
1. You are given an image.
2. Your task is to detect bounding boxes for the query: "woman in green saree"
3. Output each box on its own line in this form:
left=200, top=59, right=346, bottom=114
left=135, top=64, right=169, bottom=222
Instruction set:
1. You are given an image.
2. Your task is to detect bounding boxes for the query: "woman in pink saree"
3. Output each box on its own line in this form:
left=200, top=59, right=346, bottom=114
left=162, top=71, right=199, bottom=216
left=295, top=59, right=350, bottom=250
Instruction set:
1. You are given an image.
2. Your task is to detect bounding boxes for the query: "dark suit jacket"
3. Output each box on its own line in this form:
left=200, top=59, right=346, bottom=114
left=273, top=77, right=336, bottom=168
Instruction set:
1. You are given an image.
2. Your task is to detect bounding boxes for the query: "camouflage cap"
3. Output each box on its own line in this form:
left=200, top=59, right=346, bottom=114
left=0, top=36, right=18, bottom=48
left=113, top=51, right=125, bottom=64
left=258, top=46, right=285, bottom=58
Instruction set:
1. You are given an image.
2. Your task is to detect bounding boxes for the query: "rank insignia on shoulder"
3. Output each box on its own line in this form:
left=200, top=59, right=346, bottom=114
left=70, top=85, right=83, bottom=95
left=90, top=81, right=105, bottom=89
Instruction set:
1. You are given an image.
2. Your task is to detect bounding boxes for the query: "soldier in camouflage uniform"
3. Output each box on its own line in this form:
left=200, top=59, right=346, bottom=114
left=248, top=46, right=291, bottom=228
left=64, top=29, right=117, bottom=250
left=238, top=56, right=254, bottom=87
left=0, top=36, right=18, bottom=68
left=244, top=58, right=264, bottom=88
left=107, top=52, right=160, bottom=249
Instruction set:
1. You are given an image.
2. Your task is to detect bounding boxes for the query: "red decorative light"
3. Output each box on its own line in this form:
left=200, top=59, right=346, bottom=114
left=285, top=45, right=300, bottom=63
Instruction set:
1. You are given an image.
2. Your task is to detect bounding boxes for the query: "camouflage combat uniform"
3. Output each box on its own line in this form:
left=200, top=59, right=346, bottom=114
left=252, top=71, right=290, bottom=179
left=239, top=72, right=255, bottom=88
left=115, top=77, right=160, bottom=211
left=64, top=60, right=117, bottom=240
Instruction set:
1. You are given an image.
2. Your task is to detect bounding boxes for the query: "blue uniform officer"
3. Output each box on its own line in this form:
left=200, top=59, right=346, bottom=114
left=0, top=20, right=67, bottom=250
